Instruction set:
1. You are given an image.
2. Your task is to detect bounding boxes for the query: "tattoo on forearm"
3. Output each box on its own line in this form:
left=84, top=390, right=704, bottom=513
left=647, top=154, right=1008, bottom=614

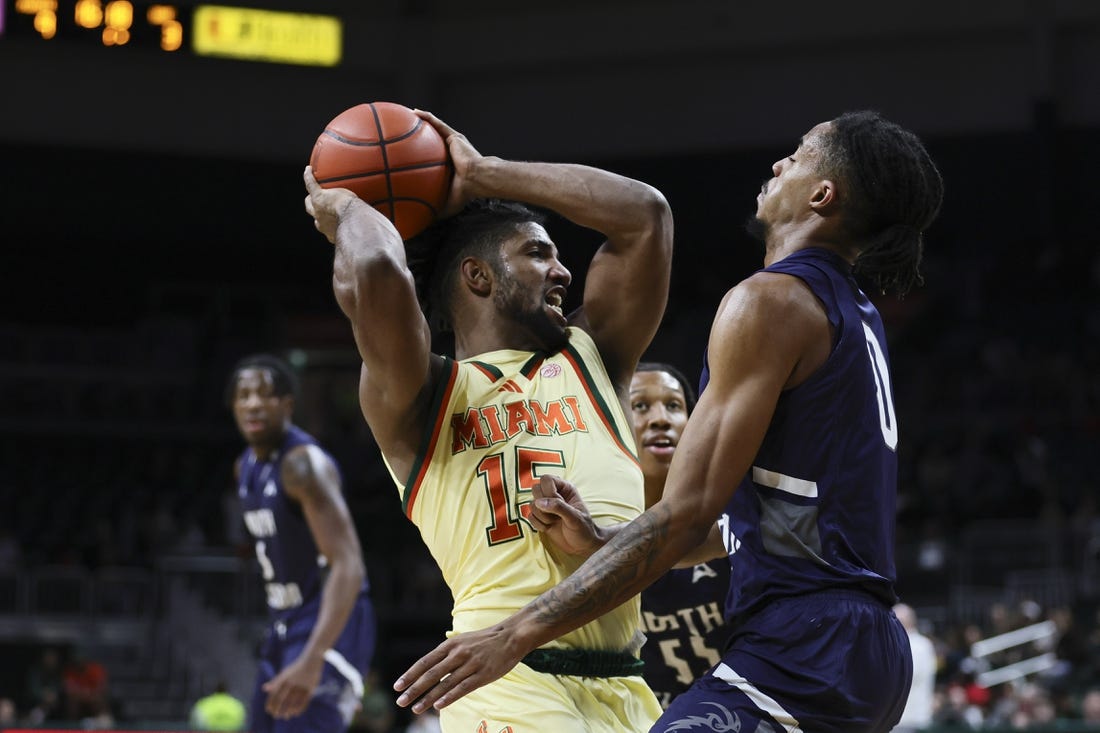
left=531, top=505, right=671, bottom=627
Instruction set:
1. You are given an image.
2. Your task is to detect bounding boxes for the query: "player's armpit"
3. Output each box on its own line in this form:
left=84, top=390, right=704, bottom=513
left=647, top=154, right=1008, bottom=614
left=672, top=522, right=726, bottom=568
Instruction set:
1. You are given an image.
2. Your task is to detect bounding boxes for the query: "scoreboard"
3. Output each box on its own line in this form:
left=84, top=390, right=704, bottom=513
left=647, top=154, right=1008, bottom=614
left=1, top=0, right=343, bottom=65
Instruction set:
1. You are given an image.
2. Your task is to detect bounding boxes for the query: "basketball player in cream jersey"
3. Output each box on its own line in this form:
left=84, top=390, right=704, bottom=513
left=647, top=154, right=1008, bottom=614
left=303, top=109, right=673, bottom=731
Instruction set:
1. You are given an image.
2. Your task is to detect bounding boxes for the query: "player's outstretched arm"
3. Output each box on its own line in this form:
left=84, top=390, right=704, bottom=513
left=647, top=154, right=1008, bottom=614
left=303, top=167, right=434, bottom=470
left=416, top=110, right=673, bottom=386
left=393, top=273, right=818, bottom=713
left=262, top=444, right=365, bottom=720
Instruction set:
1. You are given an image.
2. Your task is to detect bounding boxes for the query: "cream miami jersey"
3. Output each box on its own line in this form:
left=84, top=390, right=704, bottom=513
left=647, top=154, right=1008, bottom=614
left=385, top=327, right=646, bottom=654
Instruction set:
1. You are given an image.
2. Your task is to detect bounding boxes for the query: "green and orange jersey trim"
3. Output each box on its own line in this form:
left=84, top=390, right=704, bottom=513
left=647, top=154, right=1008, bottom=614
left=401, top=357, right=460, bottom=518
left=468, top=360, right=503, bottom=382
left=561, top=344, right=639, bottom=466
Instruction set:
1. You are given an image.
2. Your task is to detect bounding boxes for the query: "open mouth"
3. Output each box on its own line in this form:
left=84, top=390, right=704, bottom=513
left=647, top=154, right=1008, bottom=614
left=545, top=290, right=565, bottom=319
left=644, top=436, right=676, bottom=457
left=243, top=417, right=266, bottom=432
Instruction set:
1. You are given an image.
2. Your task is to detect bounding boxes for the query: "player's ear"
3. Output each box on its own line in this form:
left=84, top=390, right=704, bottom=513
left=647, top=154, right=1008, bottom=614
left=809, top=179, right=839, bottom=214
left=460, top=257, right=493, bottom=297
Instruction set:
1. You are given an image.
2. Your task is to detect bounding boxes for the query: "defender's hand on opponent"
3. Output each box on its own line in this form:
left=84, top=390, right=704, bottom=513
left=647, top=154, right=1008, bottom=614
left=393, top=475, right=605, bottom=713
left=393, top=624, right=527, bottom=714
left=529, top=474, right=607, bottom=558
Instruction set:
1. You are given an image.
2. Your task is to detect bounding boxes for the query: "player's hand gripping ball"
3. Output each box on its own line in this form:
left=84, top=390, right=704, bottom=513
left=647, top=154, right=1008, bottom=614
left=309, top=102, right=452, bottom=240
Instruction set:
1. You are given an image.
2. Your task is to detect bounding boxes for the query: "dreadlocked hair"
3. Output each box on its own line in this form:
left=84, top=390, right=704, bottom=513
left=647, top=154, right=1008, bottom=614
left=405, top=199, right=547, bottom=333
left=821, top=111, right=944, bottom=296
left=224, top=353, right=299, bottom=408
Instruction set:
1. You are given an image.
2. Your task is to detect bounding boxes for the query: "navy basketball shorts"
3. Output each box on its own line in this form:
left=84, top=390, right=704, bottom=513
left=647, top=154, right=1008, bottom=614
left=652, top=590, right=912, bottom=733
left=250, top=594, right=377, bottom=733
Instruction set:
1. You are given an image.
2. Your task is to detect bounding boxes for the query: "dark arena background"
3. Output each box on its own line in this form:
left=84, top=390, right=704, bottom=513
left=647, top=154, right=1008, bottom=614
left=1, top=0, right=1099, bottom=730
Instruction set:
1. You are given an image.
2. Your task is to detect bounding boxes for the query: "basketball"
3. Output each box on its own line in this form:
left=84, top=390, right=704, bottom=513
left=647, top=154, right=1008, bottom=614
left=309, top=102, right=452, bottom=240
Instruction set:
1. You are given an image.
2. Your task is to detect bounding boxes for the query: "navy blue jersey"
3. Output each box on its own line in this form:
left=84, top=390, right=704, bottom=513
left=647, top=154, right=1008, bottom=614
left=640, top=560, right=731, bottom=709
left=701, top=247, right=899, bottom=623
left=238, top=425, right=360, bottom=620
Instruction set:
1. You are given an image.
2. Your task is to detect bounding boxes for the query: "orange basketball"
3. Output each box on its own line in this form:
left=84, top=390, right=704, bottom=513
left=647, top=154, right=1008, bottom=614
left=309, top=102, right=452, bottom=240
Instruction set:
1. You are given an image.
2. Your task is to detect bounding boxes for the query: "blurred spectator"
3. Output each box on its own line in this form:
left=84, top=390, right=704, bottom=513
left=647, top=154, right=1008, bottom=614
left=1081, top=687, right=1100, bottom=723
left=1008, top=683, right=1056, bottom=729
left=1046, top=605, right=1093, bottom=690
left=190, top=682, right=247, bottom=732
left=62, top=649, right=109, bottom=721
left=894, top=603, right=937, bottom=732
left=25, top=647, right=65, bottom=723
left=935, top=680, right=984, bottom=729
left=0, top=697, right=17, bottom=726
left=350, top=669, right=396, bottom=733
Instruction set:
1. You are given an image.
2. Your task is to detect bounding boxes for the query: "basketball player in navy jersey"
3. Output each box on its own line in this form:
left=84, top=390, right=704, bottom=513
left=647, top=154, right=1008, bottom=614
left=630, top=363, right=730, bottom=709
left=393, top=111, right=944, bottom=733
left=228, top=354, right=377, bottom=733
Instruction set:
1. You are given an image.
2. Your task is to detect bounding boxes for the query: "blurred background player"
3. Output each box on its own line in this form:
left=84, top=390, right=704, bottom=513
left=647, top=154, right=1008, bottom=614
left=303, top=108, right=673, bottom=732
left=631, top=362, right=730, bottom=709
left=228, top=354, right=377, bottom=733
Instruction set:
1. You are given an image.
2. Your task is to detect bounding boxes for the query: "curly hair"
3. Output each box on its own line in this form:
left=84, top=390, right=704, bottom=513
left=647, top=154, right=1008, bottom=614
left=405, top=199, right=547, bottom=333
left=224, top=353, right=299, bottom=408
left=819, top=111, right=944, bottom=296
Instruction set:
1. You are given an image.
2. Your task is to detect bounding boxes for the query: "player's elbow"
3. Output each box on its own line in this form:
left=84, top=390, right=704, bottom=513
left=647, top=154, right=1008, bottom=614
left=634, top=186, right=674, bottom=252
left=638, top=185, right=672, bottom=226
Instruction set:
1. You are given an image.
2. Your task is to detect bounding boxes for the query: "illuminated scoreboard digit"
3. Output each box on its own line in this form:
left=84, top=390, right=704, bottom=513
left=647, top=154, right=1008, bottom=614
left=5, top=0, right=185, bottom=51
left=2, top=0, right=342, bottom=64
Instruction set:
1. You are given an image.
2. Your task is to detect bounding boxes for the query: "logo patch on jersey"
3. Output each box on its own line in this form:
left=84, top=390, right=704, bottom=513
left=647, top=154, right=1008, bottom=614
left=540, top=363, right=562, bottom=378
left=264, top=480, right=277, bottom=497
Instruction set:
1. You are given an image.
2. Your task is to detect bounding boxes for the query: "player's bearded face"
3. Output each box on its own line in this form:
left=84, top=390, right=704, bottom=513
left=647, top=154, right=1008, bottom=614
left=493, top=267, right=569, bottom=351
left=745, top=212, right=769, bottom=243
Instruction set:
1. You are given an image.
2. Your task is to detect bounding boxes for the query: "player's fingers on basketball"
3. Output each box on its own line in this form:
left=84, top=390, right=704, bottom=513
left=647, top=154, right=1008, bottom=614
left=413, top=109, right=458, bottom=138
left=303, top=165, right=321, bottom=193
